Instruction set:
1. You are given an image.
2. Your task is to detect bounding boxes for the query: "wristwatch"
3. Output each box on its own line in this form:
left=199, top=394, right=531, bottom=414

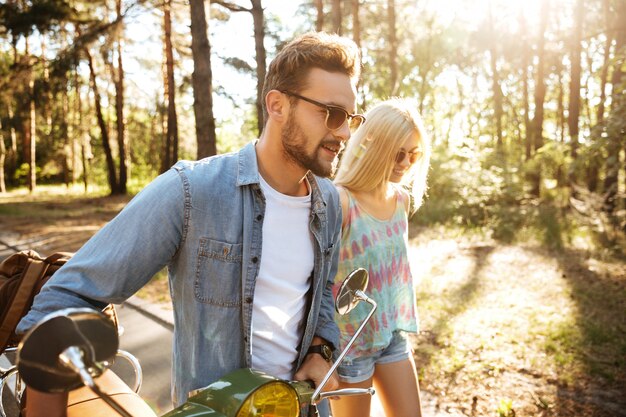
left=307, top=343, right=333, bottom=362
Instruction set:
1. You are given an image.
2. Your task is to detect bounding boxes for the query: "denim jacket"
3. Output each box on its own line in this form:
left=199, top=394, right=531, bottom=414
left=18, top=142, right=342, bottom=406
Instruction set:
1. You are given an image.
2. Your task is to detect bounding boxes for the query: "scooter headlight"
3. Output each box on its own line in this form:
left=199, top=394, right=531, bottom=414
left=236, top=380, right=299, bottom=417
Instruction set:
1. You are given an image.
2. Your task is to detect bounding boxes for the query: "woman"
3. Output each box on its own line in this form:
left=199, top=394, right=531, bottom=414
left=331, top=98, right=431, bottom=417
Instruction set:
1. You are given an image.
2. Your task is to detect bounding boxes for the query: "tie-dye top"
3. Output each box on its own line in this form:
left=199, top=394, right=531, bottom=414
left=332, top=187, right=418, bottom=360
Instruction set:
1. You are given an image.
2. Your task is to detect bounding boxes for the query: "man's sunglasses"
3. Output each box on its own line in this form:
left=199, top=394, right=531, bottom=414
left=281, top=91, right=366, bottom=131
left=396, top=149, right=422, bottom=165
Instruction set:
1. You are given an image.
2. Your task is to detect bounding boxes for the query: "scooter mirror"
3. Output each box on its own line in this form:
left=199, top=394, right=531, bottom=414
left=335, top=268, right=369, bottom=315
left=17, top=308, right=119, bottom=393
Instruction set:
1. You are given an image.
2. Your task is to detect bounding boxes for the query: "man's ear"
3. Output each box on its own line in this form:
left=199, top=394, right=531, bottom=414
left=266, top=90, right=288, bottom=123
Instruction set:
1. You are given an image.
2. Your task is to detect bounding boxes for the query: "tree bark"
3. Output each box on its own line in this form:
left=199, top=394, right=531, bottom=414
left=0, top=115, right=5, bottom=193
left=603, top=0, right=625, bottom=217
left=73, top=65, right=89, bottom=192
left=161, top=0, right=179, bottom=172
left=189, top=0, right=217, bottom=159
left=331, top=0, right=342, bottom=34
left=596, top=0, right=613, bottom=125
left=315, top=0, right=324, bottom=32
left=113, top=0, right=127, bottom=194
left=488, top=1, right=503, bottom=151
left=529, top=0, right=549, bottom=197
left=568, top=0, right=584, bottom=162
left=85, top=44, right=117, bottom=193
left=352, top=0, right=363, bottom=106
left=388, top=0, right=398, bottom=96
left=519, top=10, right=532, bottom=161
left=589, top=0, right=614, bottom=192
left=556, top=67, right=565, bottom=142
left=28, top=68, right=36, bottom=192
left=251, top=0, right=266, bottom=136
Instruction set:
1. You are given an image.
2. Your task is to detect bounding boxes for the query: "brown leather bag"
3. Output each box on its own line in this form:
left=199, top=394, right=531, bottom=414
left=0, top=250, right=118, bottom=353
left=0, top=250, right=73, bottom=352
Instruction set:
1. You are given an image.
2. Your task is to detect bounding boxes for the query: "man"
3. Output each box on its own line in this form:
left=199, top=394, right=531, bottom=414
left=17, top=31, right=364, bottom=416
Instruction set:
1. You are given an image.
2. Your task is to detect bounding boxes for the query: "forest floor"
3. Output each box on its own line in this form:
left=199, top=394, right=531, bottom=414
left=1, top=188, right=625, bottom=417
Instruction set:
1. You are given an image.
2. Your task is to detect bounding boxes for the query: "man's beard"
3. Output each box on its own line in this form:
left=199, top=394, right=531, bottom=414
left=280, top=115, right=339, bottom=178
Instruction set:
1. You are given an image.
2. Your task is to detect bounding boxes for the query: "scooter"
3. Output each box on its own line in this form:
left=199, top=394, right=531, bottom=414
left=1, top=268, right=377, bottom=417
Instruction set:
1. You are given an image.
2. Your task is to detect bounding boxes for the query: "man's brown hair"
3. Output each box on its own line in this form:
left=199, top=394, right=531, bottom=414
left=261, top=31, right=361, bottom=126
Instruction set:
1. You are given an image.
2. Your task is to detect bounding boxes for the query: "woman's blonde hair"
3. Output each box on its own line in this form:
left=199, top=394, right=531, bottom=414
left=334, top=98, right=431, bottom=211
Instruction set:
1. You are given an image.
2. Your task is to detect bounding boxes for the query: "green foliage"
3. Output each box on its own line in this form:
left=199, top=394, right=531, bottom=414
left=0, top=0, right=77, bottom=38
left=415, top=140, right=592, bottom=250
left=416, top=145, right=522, bottom=228
left=496, top=398, right=515, bottom=417
left=12, top=163, right=37, bottom=185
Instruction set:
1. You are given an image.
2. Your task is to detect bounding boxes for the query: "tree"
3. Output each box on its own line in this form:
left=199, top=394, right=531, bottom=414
left=113, top=0, right=128, bottom=194
left=331, top=0, right=342, bottom=34
left=568, top=0, right=584, bottom=164
left=0, top=113, right=5, bottom=192
left=488, top=1, right=503, bottom=151
left=529, top=0, right=550, bottom=197
left=589, top=0, right=615, bottom=192
left=161, top=0, right=179, bottom=172
left=213, top=0, right=267, bottom=136
left=315, top=0, right=324, bottom=31
left=387, top=0, right=398, bottom=96
left=85, top=40, right=117, bottom=193
left=602, top=0, right=626, bottom=219
left=519, top=9, right=532, bottom=161
left=189, top=0, right=217, bottom=159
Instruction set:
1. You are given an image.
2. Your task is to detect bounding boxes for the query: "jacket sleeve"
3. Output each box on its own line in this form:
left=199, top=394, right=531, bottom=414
left=313, top=191, right=342, bottom=351
left=17, top=168, right=187, bottom=334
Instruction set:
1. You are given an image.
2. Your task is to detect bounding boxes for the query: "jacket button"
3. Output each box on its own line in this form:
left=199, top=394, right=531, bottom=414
left=256, top=214, right=263, bottom=221
left=245, top=297, right=253, bottom=303
left=252, top=256, right=258, bottom=263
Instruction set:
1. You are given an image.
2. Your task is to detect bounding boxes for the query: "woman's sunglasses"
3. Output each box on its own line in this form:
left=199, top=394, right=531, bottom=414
left=395, top=149, right=422, bottom=165
left=281, top=90, right=366, bottom=132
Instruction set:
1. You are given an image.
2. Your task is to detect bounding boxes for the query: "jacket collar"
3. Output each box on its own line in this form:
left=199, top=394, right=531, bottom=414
left=236, top=141, right=328, bottom=215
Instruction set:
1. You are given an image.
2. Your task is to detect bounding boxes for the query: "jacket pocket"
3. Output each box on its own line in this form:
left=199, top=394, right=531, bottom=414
left=194, top=237, right=243, bottom=306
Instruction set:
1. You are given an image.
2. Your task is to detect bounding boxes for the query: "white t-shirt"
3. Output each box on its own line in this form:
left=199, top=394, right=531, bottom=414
left=251, top=175, right=315, bottom=379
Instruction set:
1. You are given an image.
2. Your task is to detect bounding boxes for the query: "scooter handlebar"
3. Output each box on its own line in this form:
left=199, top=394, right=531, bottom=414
left=316, top=387, right=375, bottom=400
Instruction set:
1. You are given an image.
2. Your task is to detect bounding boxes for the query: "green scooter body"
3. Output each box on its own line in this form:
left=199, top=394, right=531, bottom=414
left=161, top=369, right=315, bottom=417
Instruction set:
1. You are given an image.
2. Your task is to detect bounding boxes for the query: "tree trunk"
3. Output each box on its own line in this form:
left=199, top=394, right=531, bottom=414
left=589, top=0, right=614, bottom=192
left=161, top=0, right=179, bottom=173
left=603, top=0, right=625, bottom=217
left=519, top=11, right=531, bottom=161
left=331, top=0, right=342, bottom=34
left=597, top=0, right=613, bottom=125
left=352, top=0, right=363, bottom=106
left=28, top=77, right=36, bottom=193
left=568, top=0, right=583, bottom=162
left=20, top=37, right=36, bottom=192
left=0, top=115, right=5, bottom=193
left=387, top=0, right=398, bottom=96
left=61, top=72, right=71, bottom=187
left=315, top=0, right=324, bottom=32
left=251, top=0, right=266, bottom=136
left=113, top=0, right=127, bottom=194
left=488, top=1, right=503, bottom=151
left=85, top=44, right=117, bottom=193
left=556, top=68, right=565, bottom=142
left=529, top=0, right=549, bottom=197
left=189, top=0, right=217, bottom=159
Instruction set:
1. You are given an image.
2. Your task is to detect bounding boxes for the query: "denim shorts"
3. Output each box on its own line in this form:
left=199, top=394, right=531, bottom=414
left=336, top=331, right=412, bottom=383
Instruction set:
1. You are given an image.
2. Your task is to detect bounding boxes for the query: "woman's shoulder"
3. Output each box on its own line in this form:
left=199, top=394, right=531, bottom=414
left=392, top=184, right=411, bottom=215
